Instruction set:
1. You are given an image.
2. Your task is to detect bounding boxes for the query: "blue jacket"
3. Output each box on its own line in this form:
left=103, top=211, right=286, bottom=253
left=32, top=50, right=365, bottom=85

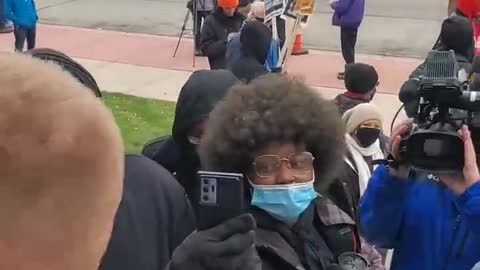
left=331, top=0, right=364, bottom=29
left=360, top=165, right=480, bottom=270
left=265, top=39, right=280, bottom=72
left=5, top=0, right=38, bottom=29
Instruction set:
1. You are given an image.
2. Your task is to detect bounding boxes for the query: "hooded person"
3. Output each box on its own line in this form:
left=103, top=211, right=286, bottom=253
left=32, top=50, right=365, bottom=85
left=401, top=15, right=475, bottom=117
left=226, top=3, right=280, bottom=74
left=0, top=53, right=124, bottom=270
left=142, top=70, right=238, bottom=203
left=433, top=1, right=478, bottom=59
left=228, top=20, right=273, bottom=82
left=200, top=0, right=245, bottom=69
left=333, top=63, right=379, bottom=115
left=25, top=48, right=196, bottom=270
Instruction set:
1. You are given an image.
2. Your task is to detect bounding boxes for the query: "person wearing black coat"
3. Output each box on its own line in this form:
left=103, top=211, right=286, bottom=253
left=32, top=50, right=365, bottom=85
left=333, top=63, right=378, bottom=115
left=99, top=155, right=196, bottom=270
left=400, top=15, right=474, bottom=118
left=142, top=70, right=238, bottom=203
left=200, top=0, right=245, bottom=69
left=228, top=20, right=272, bottom=83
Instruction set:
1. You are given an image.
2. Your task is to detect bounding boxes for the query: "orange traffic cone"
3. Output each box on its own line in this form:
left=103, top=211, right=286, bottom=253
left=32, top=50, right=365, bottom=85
left=291, top=33, right=309, bottom=55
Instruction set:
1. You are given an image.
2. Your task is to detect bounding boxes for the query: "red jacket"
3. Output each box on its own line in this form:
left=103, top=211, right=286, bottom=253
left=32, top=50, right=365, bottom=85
left=457, top=0, right=480, bottom=19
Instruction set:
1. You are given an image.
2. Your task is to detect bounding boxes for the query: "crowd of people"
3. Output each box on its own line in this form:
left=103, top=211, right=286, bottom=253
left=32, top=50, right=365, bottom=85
left=1, top=0, right=480, bottom=270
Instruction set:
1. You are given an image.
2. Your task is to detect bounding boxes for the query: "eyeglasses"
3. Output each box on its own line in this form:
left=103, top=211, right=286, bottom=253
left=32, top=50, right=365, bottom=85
left=252, top=152, right=315, bottom=178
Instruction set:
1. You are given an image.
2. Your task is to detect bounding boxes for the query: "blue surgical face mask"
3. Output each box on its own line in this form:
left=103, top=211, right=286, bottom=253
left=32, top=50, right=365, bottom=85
left=250, top=180, right=318, bottom=223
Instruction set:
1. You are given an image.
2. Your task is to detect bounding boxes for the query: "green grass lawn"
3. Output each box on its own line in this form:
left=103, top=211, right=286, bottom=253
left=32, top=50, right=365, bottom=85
left=103, top=92, right=176, bottom=154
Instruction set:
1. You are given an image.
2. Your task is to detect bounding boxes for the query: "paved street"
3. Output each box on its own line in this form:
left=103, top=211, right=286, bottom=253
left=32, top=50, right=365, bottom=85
left=36, top=0, right=446, bottom=58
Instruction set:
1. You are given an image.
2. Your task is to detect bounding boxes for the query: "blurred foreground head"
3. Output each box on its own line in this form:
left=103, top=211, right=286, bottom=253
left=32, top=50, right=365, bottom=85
left=0, top=54, right=124, bottom=270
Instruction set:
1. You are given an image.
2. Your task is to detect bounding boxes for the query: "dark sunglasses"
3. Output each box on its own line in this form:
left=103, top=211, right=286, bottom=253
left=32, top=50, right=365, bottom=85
left=252, top=152, right=315, bottom=178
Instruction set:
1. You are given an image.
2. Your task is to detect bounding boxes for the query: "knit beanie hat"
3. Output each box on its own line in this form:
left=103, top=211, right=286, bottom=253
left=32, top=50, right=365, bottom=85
left=342, top=103, right=383, bottom=134
left=344, top=63, right=379, bottom=94
left=219, top=0, right=239, bottom=9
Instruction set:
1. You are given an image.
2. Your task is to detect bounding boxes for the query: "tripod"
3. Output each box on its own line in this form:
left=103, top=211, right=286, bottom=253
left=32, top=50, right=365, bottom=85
left=173, top=0, right=198, bottom=67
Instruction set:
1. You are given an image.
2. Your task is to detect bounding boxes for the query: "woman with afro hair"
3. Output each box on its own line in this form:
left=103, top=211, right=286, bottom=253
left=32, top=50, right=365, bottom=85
left=199, top=75, right=384, bottom=270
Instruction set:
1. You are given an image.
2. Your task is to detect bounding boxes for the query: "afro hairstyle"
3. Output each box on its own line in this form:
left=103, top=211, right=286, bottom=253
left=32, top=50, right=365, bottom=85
left=0, top=53, right=124, bottom=270
left=199, top=74, right=346, bottom=191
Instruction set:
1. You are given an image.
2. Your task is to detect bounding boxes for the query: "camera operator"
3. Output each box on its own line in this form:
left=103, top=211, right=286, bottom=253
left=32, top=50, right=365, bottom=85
left=187, top=0, right=215, bottom=56
left=400, top=15, right=475, bottom=117
left=359, top=121, right=480, bottom=269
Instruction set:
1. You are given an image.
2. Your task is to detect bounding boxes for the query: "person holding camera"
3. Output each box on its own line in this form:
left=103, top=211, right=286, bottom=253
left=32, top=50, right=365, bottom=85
left=359, top=120, right=480, bottom=270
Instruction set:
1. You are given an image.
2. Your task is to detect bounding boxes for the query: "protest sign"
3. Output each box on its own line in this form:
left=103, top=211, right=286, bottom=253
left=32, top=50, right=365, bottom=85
left=265, top=0, right=285, bottom=22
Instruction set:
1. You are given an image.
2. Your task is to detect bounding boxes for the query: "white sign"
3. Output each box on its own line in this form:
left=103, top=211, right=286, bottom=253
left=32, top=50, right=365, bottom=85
left=265, top=0, right=285, bottom=22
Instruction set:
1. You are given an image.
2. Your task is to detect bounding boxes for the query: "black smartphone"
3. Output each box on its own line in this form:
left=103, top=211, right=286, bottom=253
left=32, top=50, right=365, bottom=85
left=196, top=171, right=244, bottom=231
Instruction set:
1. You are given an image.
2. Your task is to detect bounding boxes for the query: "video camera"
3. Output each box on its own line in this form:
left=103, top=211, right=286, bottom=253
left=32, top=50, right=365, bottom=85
left=399, top=50, right=480, bottom=173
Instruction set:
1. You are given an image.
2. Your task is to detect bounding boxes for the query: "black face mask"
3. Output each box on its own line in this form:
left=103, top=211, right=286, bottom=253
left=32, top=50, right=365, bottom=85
left=355, top=128, right=381, bottom=147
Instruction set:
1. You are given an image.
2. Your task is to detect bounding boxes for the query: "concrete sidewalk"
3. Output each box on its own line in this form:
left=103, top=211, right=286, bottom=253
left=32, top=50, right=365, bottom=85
left=0, top=24, right=408, bottom=131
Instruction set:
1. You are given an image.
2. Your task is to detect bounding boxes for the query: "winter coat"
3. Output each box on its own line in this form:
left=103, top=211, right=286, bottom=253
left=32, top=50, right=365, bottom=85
left=142, top=136, right=179, bottom=175
left=201, top=9, right=245, bottom=69
left=333, top=93, right=371, bottom=115
left=99, top=155, right=196, bottom=270
left=327, top=155, right=361, bottom=220
left=226, top=32, right=280, bottom=75
left=331, top=0, right=365, bottom=29
left=5, top=0, right=37, bottom=29
left=228, top=21, right=272, bottom=82
left=253, top=197, right=384, bottom=270
left=360, top=165, right=480, bottom=270
left=142, top=70, right=238, bottom=201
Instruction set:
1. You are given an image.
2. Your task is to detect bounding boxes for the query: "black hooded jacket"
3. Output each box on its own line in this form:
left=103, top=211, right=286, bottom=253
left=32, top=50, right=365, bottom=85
left=100, top=155, right=196, bottom=270
left=143, top=70, right=238, bottom=201
left=201, top=8, right=245, bottom=70
left=229, top=21, right=272, bottom=83
left=400, top=15, right=474, bottom=117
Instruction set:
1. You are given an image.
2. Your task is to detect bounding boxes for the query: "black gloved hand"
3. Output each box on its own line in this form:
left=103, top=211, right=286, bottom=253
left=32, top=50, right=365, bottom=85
left=166, top=214, right=261, bottom=270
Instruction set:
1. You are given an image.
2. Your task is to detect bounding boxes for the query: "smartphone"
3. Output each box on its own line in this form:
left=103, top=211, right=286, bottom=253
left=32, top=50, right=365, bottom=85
left=195, top=171, right=244, bottom=231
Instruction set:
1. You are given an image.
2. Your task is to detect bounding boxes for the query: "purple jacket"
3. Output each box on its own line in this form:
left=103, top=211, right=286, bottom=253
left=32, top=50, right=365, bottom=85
left=332, top=0, right=365, bottom=29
